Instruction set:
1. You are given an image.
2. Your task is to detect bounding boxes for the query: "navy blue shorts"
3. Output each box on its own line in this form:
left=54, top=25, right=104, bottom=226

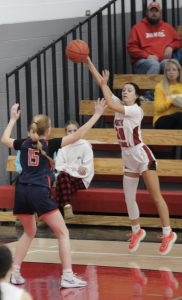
left=14, top=183, right=58, bottom=217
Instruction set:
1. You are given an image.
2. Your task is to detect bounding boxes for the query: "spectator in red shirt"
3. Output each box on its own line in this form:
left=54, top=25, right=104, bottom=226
left=127, top=2, right=182, bottom=76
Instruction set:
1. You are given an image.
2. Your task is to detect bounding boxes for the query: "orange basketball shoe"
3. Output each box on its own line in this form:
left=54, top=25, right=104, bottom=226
left=129, top=229, right=146, bottom=253
left=159, top=231, right=177, bottom=255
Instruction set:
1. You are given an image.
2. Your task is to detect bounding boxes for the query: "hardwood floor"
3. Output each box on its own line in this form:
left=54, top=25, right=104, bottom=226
left=2, top=226, right=182, bottom=299
left=6, top=238, right=182, bottom=273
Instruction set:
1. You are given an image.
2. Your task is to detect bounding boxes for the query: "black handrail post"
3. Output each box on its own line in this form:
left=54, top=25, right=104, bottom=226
left=87, top=19, right=93, bottom=100
left=15, top=70, right=21, bottom=138
left=62, top=35, right=70, bottom=122
left=130, top=0, right=136, bottom=26
left=113, top=2, right=117, bottom=74
left=162, top=0, right=167, bottom=22
left=25, top=62, right=33, bottom=126
left=37, top=54, right=43, bottom=114
left=107, top=5, right=113, bottom=77
left=97, top=11, right=104, bottom=99
left=142, top=0, right=147, bottom=18
left=6, top=75, right=10, bottom=123
left=121, top=0, right=127, bottom=73
left=72, top=29, right=80, bottom=123
left=176, top=0, right=180, bottom=25
left=52, top=44, right=59, bottom=127
left=6, top=74, right=12, bottom=166
left=43, top=51, right=48, bottom=115
left=6, top=75, right=12, bottom=184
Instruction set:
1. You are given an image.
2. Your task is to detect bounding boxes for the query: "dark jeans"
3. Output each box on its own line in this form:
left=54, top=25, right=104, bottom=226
left=154, top=112, right=182, bottom=129
left=154, top=112, right=182, bottom=158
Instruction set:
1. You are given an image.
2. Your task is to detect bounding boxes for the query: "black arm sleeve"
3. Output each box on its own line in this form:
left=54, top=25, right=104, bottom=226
left=13, top=139, right=26, bottom=150
left=48, top=138, right=62, bottom=156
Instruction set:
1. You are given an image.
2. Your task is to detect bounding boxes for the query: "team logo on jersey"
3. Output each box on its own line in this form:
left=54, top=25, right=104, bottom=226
left=115, top=119, right=123, bottom=127
left=146, top=31, right=165, bottom=38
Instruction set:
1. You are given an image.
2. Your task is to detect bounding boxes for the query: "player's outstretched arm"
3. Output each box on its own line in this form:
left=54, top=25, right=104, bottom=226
left=84, top=57, right=112, bottom=97
left=100, top=81, right=125, bottom=114
left=62, top=98, right=107, bottom=147
left=1, top=103, right=21, bottom=148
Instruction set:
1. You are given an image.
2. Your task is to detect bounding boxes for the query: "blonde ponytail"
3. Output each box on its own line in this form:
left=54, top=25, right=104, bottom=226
left=29, top=115, right=54, bottom=167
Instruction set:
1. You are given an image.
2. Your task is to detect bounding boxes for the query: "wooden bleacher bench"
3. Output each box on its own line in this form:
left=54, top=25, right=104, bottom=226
left=112, top=74, right=163, bottom=90
left=50, top=127, right=182, bottom=147
left=80, top=99, right=154, bottom=117
left=50, top=127, right=182, bottom=158
left=6, top=155, right=182, bottom=178
left=6, top=154, right=182, bottom=178
left=79, top=74, right=182, bottom=118
left=79, top=74, right=163, bottom=118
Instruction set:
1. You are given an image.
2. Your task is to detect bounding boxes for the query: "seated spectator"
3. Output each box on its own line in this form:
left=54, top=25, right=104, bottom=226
left=0, top=245, right=32, bottom=300
left=127, top=1, right=182, bottom=75
left=127, top=1, right=182, bottom=100
left=153, top=59, right=182, bottom=129
left=55, top=120, right=94, bottom=219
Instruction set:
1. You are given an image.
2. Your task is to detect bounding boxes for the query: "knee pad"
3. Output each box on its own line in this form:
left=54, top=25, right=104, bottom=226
left=123, top=175, right=140, bottom=220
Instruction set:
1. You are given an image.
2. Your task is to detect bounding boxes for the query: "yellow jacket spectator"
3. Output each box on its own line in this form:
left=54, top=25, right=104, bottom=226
left=153, top=59, right=182, bottom=128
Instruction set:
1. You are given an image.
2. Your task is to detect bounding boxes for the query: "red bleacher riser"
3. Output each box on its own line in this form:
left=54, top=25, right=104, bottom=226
left=0, top=185, right=15, bottom=208
left=52, top=188, right=182, bottom=217
left=1, top=186, right=181, bottom=217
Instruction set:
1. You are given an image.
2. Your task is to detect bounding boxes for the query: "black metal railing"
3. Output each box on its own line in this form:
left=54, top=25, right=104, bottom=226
left=6, top=0, right=182, bottom=138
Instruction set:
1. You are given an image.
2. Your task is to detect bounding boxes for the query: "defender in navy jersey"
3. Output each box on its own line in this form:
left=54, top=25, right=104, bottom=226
left=85, top=56, right=177, bottom=256
left=1, top=100, right=106, bottom=288
left=14, top=138, right=62, bottom=188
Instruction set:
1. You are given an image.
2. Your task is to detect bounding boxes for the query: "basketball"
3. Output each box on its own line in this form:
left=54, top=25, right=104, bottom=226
left=66, top=39, right=90, bottom=63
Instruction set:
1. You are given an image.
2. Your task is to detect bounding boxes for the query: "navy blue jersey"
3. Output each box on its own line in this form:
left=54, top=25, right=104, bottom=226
left=14, top=138, right=62, bottom=187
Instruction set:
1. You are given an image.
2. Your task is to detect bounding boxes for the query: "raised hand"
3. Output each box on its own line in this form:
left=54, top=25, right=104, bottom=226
left=94, top=98, right=107, bottom=116
left=78, top=166, right=87, bottom=175
left=102, top=70, right=110, bottom=84
left=11, top=103, right=21, bottom=121
left=172, top=96, right=182, bottom=108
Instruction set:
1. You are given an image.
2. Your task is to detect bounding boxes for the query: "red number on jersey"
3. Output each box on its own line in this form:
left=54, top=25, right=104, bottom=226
left=28, top=148, right=39, bottom=166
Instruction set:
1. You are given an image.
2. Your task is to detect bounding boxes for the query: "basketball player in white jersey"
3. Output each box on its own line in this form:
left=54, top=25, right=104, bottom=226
left=84, top=57, right=177, bottom=256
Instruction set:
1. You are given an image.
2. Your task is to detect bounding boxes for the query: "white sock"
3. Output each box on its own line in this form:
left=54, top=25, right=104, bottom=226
left=63, top=269, right=73, bottom=279
left=162, top=226, right=171, bottom=237
left=13, top=265, right=21, bottom=274
left=132, top=224, right=140, bottom=234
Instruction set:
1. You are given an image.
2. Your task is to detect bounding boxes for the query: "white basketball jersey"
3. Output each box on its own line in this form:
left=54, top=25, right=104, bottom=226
left=112, top=95, right=144, bottom=148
